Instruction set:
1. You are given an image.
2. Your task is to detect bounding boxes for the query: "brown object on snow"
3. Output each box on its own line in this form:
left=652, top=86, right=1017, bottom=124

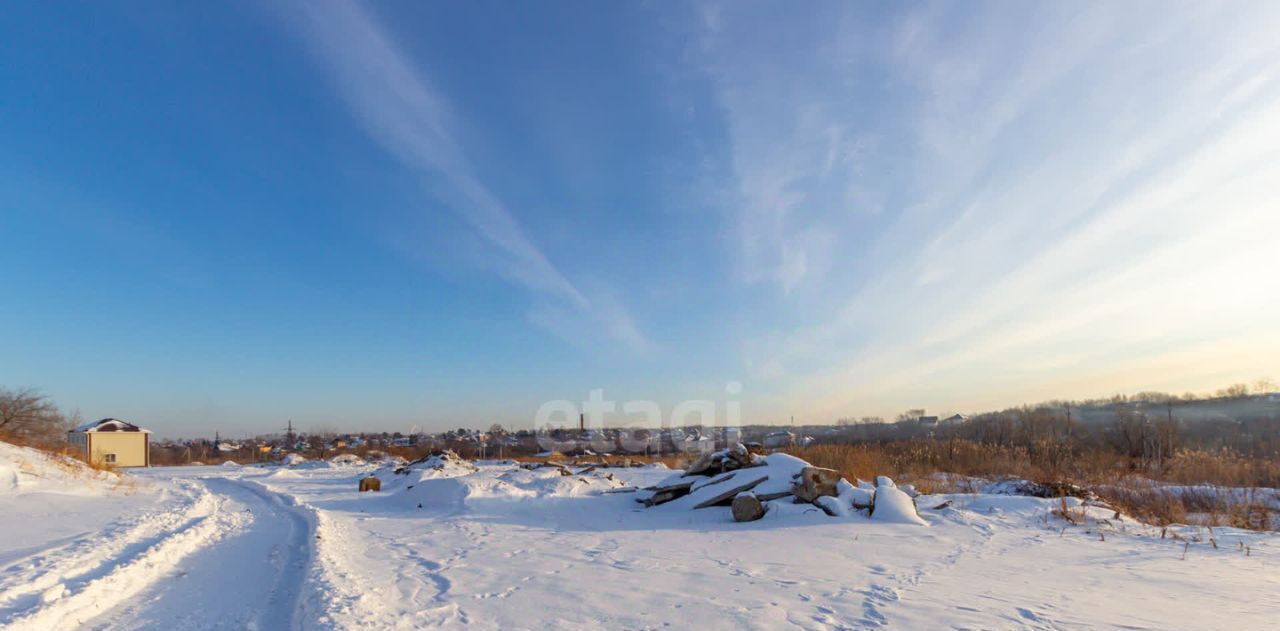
left=791, top=466, right=841, bottom=503
left=359, top=476, right=382, bottom=492
left=731, top=493, right=767, bottom=522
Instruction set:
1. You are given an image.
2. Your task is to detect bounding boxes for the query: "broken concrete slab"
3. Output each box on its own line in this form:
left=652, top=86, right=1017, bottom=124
left=792, top=466, right=842, bottom=503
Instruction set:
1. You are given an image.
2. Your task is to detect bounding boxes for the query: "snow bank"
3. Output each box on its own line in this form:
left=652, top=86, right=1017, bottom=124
left=281, top=453, right=306, bottom=467
left=0, top=441, right=119, bottom=496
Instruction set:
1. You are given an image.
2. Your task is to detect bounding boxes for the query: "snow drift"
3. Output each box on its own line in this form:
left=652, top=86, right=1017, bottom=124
left=0, top=440, right=119, bottom=496
left=371, top=451, right=633, bottom=513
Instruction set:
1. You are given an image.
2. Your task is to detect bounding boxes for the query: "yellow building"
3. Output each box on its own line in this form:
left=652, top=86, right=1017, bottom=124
left=67, top=418, right=151, bottom=467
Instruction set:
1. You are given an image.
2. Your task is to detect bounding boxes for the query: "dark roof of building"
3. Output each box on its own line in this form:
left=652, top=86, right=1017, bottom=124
left=71, top=418, right=151, bottom=433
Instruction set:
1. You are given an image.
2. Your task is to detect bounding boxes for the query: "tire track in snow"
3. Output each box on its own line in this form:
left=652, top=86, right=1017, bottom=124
left=79, top=477, right=319, bottom=631
left=0, top=479, right=207, bottom=599
left=0, top=480, right=246, bottom=631
left=0, top=479, right=216, bottom=625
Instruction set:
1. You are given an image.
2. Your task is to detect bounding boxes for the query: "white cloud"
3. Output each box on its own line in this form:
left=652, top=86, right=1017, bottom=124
left=283, top=1, right=650, bottom=354
left=693, top=2, right=1280, bottom=419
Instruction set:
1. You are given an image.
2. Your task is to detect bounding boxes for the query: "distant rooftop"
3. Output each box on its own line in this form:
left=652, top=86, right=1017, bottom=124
left=71, top=418, right=151, bottom=433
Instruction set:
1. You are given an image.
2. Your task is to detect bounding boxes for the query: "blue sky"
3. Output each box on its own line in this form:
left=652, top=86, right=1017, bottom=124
left=2, top=2, right=1278, bottom=438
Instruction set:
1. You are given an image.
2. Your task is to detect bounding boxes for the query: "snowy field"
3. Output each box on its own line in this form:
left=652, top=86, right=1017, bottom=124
left=2, top=443, right=1278, bottom=630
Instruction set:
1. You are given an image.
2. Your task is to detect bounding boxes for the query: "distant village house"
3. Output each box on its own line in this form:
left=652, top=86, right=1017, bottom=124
left=67, top=418, right=151, bottom=467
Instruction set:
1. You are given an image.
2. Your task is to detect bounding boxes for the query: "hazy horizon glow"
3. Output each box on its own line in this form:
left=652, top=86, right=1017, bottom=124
left=2, top=2, right=1278, bottom=438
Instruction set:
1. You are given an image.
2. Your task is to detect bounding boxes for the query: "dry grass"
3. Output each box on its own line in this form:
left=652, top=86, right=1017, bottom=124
left=1096, top=483, right=1276, bottom=530
left=1098, top=484, right=1189, bottom=527
left=786, top=440, right=1280, bottom=487
left=1159, top=449, right=1280, bottom=488
left=784, top=440, right=1280, bottom=531
left=0, top=434, right=133, bottom=494
left=784, top=440, right=1045, bottom=483
left=1051, top=496, right=1087, bottom=525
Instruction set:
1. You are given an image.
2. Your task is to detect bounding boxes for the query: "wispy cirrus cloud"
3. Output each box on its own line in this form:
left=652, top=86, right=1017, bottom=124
left=283, top=0, right=651, bottom=355
left=689, top=2, right=1280, bottom=419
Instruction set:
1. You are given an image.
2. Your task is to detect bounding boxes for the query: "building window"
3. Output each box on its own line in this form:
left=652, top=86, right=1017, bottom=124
left=104, top=453, right=117, bottom=463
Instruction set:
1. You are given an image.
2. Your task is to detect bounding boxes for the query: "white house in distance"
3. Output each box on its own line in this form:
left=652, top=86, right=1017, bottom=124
left=67, top=418, right=151, bottom=467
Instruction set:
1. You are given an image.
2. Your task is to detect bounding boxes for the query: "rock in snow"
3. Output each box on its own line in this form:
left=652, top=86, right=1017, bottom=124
left=792, top=466, right=842, bottom=503
left=732, top=492, right=767, bottom=522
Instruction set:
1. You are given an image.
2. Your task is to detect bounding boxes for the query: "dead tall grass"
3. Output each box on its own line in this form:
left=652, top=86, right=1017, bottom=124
left=1160, top=449, right=1280, bottom=488
left=786, top=440, right=1280, bottom=488
left=785, top=440, right=1280, bottom=530
left=785, top=440, right=1044, bottom=483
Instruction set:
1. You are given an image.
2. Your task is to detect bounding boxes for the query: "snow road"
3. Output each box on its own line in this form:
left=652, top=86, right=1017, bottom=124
left=0, top=473, right=319, bottom=631
left=79, top=477, right=318, bottom=631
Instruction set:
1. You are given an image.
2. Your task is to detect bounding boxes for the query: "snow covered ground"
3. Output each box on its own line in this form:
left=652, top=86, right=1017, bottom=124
left=2, top=444, right=1277, bottom=630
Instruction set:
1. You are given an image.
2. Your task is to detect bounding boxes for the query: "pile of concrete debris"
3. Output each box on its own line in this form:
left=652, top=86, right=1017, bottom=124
left=517, top=460, right=641, bottom=490
left=521, top=457, right=653, bottom=470
left=393, top=449, right=478, bottom=476
left=635, top=444, right=925, bottom=524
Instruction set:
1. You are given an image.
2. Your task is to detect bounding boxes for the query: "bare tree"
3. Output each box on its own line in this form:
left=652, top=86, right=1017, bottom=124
left=1112, top=409, right=1147, bottom=462
left=0, top=388, right=68, bottom=442
left=1217, top=383, right=1249, bottom=399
